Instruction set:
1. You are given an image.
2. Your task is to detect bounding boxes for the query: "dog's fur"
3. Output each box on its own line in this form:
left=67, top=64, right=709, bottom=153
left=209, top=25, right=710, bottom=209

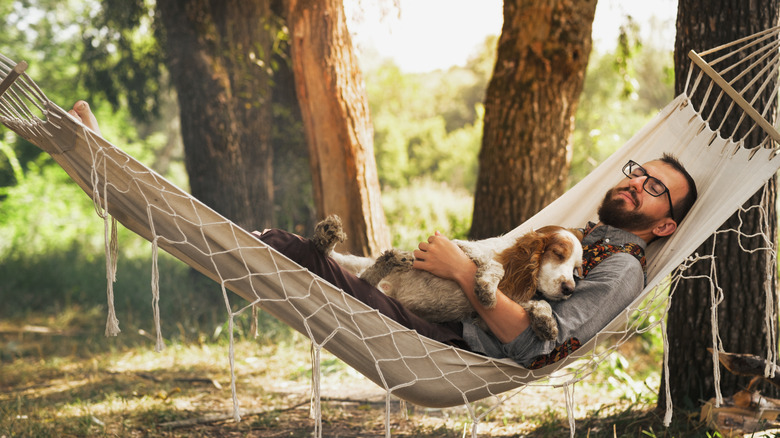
left=312, top=215, right=583, bottom=341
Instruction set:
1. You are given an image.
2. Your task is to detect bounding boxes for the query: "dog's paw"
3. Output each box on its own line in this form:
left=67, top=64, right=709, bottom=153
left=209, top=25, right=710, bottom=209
left=471, top=255, right=503, bottom=309
left=521, top=300, right=559, bottom=341
left=378, top=249, right=415, bottom=268
left=312, top=215, right=346, bottom=255
left=360, top=249, right=414, bottom=286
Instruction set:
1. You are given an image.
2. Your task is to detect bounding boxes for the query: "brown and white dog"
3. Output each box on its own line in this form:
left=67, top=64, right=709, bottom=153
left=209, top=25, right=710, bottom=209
left=313, top=216, right=583, bottom=341
left=497, top=225, right=584, bottom=302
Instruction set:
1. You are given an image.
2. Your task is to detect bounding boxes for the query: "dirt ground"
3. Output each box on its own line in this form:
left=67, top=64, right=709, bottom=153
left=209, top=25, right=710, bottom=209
left=0, top=325, right=694, bottom=437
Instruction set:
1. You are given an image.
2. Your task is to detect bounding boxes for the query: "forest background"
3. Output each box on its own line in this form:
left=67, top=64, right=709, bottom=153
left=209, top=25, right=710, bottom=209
left=0, top=0, right=692, bottom=436
left=0, top=0, right=673, bottom=334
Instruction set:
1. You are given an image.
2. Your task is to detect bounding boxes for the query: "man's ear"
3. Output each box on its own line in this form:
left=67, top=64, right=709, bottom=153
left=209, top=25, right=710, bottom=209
left=652, top=218, right=677, bottom=238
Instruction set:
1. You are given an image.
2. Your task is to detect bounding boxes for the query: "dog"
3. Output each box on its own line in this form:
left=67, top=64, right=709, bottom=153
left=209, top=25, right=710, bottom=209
left=312, top=216, right=583, bottom=341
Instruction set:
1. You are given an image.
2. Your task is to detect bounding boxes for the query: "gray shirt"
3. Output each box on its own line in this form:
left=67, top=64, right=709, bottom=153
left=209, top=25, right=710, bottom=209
left=461, top=224, right=646, bottom=367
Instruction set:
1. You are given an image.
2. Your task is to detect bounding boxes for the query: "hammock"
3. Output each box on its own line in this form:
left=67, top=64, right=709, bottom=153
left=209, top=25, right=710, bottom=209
left=1, top=25, right=779, bottom=433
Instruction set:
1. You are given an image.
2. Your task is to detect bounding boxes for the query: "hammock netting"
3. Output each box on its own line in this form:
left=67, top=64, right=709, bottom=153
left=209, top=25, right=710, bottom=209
left=2, top=25, right=780, bottom=437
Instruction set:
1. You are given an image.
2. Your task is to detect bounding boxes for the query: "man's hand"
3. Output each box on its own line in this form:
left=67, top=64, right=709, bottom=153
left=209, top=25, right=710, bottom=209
left=412, top=231, right=476, bottom=290
left=414, top=231, right=531, bottom=343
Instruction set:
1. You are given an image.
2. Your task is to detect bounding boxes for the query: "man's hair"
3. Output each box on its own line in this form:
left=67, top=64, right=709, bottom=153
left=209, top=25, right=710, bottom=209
left=660, top=153, right=697, bottom=222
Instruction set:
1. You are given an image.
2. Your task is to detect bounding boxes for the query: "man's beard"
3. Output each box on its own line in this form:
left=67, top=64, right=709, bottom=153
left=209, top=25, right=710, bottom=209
left=597, top=187, right=659, bottom=231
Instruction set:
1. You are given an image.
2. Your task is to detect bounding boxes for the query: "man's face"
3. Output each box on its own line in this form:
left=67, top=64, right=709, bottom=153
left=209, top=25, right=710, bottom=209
left=598, top=160, right=689, bottom=234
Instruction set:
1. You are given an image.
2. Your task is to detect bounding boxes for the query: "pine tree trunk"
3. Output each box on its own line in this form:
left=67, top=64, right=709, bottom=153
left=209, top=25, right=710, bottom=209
left=470, top=0, right=596, bottom=239
left=287, top=0, right=390, bottom=256
left=663, top=0, right=780, bottom=409
left=156, top=0, right=275, bottom=231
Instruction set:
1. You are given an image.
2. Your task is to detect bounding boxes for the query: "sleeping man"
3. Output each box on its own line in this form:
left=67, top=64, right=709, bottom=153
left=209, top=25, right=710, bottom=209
left=68, top=100, right=697, bottom=367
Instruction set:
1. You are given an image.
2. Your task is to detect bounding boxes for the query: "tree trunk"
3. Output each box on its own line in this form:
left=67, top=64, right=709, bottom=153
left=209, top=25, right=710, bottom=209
left=287, top=0, right=390, bottom=256
left=663, top=0, right=780, bottom=410
left=269, top=0, right=314, bottom=234
left=156, top=0, right=275, bottom=231
left=470, top=0, right=597, bottom=239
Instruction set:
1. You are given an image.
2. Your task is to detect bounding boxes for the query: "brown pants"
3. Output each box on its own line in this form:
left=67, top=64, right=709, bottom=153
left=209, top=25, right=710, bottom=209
left=257, top=228, right=469, bottom=349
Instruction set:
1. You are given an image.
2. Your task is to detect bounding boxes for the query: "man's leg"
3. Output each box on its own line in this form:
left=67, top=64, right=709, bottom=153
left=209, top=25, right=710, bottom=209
left=256, top=229, right=468, bottom=348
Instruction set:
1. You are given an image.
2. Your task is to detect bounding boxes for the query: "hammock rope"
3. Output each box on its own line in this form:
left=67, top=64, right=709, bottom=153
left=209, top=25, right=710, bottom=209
left=1, top=25, right=779, bottom=437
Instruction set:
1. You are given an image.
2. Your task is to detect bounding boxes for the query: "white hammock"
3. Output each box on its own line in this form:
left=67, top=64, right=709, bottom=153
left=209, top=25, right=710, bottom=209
left=1, top=25, right=779, bottom=433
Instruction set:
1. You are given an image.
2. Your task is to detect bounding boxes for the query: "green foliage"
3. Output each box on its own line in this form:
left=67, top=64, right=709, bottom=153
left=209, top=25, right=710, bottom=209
left=80, top=0, right=164, bottom=122
left=571, top=40, right=674, bottom=186
left=0, top=0, right=94, bottom=189
left=615, top=16, right=644, bottom=100
left=381, top=178, right=473, bottom=249
left=0, top=131, right=24, bottom=188
left=365, top=36, right=494, bottom=192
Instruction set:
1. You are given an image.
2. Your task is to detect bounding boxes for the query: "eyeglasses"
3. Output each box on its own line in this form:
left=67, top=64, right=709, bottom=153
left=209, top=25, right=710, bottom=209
left=622, top=160, right=676, bottom=222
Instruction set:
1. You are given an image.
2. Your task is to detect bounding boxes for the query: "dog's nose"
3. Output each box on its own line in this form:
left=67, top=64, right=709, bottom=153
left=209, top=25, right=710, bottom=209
left=561, top=282, right=575, bottom=296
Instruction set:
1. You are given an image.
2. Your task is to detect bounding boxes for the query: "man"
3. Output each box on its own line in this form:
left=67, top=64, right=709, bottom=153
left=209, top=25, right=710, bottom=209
left=416, top=155, right=696, bottom=365
left=68, top=101, right=697, bottom=367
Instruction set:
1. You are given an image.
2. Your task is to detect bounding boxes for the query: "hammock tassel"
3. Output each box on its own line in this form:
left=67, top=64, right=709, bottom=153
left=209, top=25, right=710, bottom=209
left=151, top=238, right=164, bottom=352
left=761, top=182, right=778, bottom=378
left=710, top=257, right=724, bottom=407
left=104, top=215, right=121, bottom=337
left=563, top=382, right=576, bottom=438
left=250, top=304, right=259, bottom=338
left=226, top=308, right=241, bottom=423
left=310, top=343, right=323, bottom=438
left=661, top=318, right=673, bottom=427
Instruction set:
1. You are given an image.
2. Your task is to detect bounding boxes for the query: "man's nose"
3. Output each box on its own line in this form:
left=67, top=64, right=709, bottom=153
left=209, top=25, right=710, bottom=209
left=628, top=175, right=645, bottom=192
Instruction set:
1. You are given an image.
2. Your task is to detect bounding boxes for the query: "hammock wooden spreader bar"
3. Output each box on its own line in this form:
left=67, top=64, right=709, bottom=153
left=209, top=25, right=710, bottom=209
left=688, top=50, right=780, bottom=143
left=0, top=61, right=26, bottom=97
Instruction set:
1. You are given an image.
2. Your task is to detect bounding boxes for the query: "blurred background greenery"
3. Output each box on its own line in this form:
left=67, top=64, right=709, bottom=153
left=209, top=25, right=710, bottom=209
left=0, top=3, right=672, bottom=348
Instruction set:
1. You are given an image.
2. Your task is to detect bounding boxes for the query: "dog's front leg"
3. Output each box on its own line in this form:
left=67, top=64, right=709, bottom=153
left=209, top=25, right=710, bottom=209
left=359, top=249, right=414, bottom=286
left=520, top=300, right=559, bottom=341
left=459, top=244, right=504, bottom=309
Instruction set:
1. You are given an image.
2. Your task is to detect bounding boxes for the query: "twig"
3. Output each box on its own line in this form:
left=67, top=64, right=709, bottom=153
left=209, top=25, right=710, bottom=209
left=0, top=325, right=80, bottom=336
left=158, top=400, right=310, bottom=428
left=133, top=372, right=222, bottom=389
left=157, top=396, right=388, bottom=428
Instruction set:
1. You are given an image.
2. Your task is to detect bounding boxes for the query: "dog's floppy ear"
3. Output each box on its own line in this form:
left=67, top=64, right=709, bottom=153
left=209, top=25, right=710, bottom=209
left=497, top=230, right=547, bottom=302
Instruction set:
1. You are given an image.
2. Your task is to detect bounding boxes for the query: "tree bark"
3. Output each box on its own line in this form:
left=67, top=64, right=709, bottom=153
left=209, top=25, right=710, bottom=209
left=156, top=0, right=275, bottom=231
left=663, top=0, right=780, bottom=409
left=287, top=0, right=390, bottom=256
left=470, top=0, right=597, bottom=239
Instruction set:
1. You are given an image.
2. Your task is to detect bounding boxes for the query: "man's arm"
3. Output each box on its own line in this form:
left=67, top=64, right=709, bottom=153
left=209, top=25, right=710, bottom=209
left=412, top=232, right=531, bottom=343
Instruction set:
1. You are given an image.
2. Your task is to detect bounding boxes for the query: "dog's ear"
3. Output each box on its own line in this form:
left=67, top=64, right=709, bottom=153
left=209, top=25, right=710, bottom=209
left=498, top=231, right=546, bottom=302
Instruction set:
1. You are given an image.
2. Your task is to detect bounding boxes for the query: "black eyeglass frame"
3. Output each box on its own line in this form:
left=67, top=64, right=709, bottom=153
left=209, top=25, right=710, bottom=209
left=622, top=160, right=676, bottom=223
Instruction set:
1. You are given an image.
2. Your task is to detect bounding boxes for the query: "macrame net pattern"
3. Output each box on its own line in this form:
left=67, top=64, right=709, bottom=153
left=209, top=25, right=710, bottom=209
left=1, top=26, right=779, bottom=437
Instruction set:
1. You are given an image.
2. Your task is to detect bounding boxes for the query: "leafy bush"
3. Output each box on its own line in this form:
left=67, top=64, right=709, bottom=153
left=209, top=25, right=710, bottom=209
left=571, top=41, right=674, bottom=186
left=366, top=51, right=488, bottom=192
left=381, top=178, right=473, bottom=249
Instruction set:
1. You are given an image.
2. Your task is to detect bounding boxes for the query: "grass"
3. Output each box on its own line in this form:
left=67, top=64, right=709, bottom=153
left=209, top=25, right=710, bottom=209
left=1, top=307, right=732, bottom=437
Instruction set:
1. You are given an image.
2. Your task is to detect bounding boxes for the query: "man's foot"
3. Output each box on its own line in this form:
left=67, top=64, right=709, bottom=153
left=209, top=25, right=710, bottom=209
left=67, top=100, right=102, bottom=136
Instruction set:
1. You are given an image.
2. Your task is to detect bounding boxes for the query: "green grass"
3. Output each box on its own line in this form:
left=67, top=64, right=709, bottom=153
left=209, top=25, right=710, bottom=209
left=0, top=302, right=729, bottom=437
